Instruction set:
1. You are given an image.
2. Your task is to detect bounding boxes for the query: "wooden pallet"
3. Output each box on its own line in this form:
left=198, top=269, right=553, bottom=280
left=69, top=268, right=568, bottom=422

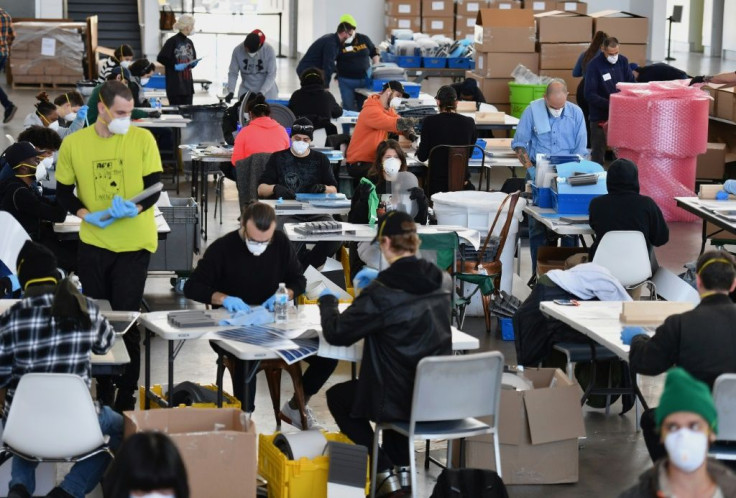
left=12, top=81, right=79, bottom=90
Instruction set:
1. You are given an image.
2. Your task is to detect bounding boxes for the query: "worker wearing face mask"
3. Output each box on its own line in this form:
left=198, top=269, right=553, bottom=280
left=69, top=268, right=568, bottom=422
left=53, top=91, right=85, bottom=127
left=23, top=91, right=87, bottom=140
left=335, top=14, right=379, bottom=111
left=55, top=80, right=163, bottom=413
left=345, top=80, right=419, bottom=180
left=296, top=19, right=355, bottom=89
left=225, top=29, right=279, bottom=102
left=97, top=44, right=135, bottom=83
left=184, top=202, right=336, bottom=429
left=584, top=36, right=635, bottom=165
left=511, top=79, right=587, bottom=284
left=619, top=367, right=736, bottom=498
left=257, top=118, right=342, bottom=269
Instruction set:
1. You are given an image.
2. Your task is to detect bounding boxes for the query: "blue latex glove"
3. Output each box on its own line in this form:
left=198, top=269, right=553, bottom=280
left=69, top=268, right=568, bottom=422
left=76, top=105, right=88, bottom=121
left=354, top=267, right=379, bottom=290
left=9, top=274, right=19, bottom=292
left=319, top=288, right=339, bottom=299
left=174, top=63, right=188, bottom=71
left=716, top=190, right=729, bottom=201
left=190, top=60, right=199, bottom=68
left=219, top=308, right=274, bottom=326
left=83, top=209, right=116, bottom=228
left=109, top=195, right=138, bottom=219
left=262, top=294, right=276, bottom=312
left=223, top=296, right=250, bottom=313
left=724, top=179, right=736, bottom=195
left=621, top=326, right=647, bottom=346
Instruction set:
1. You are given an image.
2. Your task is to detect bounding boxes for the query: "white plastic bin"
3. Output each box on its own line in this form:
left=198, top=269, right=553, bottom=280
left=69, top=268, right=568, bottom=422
left=432, top=191, right=526, bottom=311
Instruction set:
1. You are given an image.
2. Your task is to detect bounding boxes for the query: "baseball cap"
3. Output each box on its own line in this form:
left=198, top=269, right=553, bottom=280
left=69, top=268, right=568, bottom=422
left=3, top=141, right=42, bottom=168
left=382, top=80, right=410, bottom=98
left=373, top=211, right=416, bottom=243
left=340, top=14, right=357, bottom=29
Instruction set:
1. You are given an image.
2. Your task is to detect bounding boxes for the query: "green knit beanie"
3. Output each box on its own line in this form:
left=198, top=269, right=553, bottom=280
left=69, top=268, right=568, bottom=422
left=655, top=367, right=718, bottom=434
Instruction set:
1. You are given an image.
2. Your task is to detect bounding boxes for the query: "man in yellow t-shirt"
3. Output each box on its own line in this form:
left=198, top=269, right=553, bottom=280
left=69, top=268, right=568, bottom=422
left=55, top=80, right=163, bottom=412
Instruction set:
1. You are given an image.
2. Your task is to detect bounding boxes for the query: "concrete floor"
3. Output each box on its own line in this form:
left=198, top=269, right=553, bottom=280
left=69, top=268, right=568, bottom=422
left=0, top=48, right=731, bottom=497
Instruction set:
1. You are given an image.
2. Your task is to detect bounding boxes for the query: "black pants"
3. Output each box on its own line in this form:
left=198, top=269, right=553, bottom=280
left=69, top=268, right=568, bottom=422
left=640, top=407, right=667, bottom=462
left=327, top=380, right=410, bottom=472
left=589, top=120, right=607, bottom=165
left=167, top=93, right=193, bottom=106
left=211, top=341, right=338, bottom=412
left=77, top=242, right=150, bottom=409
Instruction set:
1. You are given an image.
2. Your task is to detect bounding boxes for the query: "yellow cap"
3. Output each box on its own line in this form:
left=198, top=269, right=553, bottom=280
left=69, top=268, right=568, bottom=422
left=340, top=14, right=357, bottom=29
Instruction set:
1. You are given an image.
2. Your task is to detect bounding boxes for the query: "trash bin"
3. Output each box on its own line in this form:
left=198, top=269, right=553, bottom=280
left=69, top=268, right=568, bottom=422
left=508, top=82, right=547, bottom=118
left=149, top=197, right=199, bottom=272
left=179, top=104, right=227, bottom=145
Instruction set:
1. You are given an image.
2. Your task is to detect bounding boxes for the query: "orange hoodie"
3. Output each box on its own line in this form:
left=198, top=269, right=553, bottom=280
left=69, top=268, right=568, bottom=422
left=346, top=95, right=399, bottom=164
left=232, top=116, right=291, bottom=165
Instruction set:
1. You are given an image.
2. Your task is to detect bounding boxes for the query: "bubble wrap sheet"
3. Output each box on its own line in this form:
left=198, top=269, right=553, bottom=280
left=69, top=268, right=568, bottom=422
left=609, top=81, right=710, bottom=222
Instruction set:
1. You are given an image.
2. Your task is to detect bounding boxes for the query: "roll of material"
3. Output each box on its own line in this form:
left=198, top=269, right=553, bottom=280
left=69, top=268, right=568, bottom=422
left=273, top=431, right=328, bottom=460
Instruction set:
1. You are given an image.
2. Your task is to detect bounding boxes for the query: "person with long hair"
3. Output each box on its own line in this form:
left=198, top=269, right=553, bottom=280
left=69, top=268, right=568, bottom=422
left=23, top=92, right=86, bottom=139
left=572, top=30, right=607, bottom=139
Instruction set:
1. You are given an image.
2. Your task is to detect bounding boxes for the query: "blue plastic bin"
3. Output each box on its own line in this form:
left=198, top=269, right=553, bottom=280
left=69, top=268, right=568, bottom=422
left=532, top=184, right=554, bottom=208
left=552, top=191, right=599, bottom=215
left=447, top=57, right=472, bottom=69
left=500, top=318, right=514, bottom=341
left=422, top=57, right=447, bottom=68
left=402, top=82, right=421, bottom=98
left=471, top=139, right=486, bottom=160
left=396, top=56, right=421, bottom=68
left=143, top=74, right=166, bottom=89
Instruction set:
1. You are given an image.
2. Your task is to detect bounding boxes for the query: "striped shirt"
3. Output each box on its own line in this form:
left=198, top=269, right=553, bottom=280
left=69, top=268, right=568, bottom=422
left=0, top=292, right=115, bottom=415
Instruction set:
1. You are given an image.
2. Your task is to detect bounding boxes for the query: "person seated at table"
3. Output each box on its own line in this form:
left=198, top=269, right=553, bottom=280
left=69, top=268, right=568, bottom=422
left=416, top=85, right=477, bottom=198
left=511, top=78, right=587, bottom=286
left=619, top=367, right=736, bottom=498
left=0, top=241, right=121, bottom=498
left=128, top=58, right=157, bottom=108
left=53, top=91, right=85, bottom=128
left=622, top=250, right=736, bottom=463
left=85, top=67, right=152, bottom=125
left=97, top=44, right=134, bottom=83
left=345, top=81, right=418, bottom=180
left=288, top=68, right=342, bottom=136
left=23, top=92, right=87, bottom=140
left=0, top=142, right=76, bottom=272
left=348, top=139, right=428, bottom=274
left=450, top=78, right=486, bottom=103
left=588, top=158, right=669, bottom=261
left=183, top=202, right=337, bottom=429
left=0, top=126, right=61, bottom=184
left=257, top=118, right=342, bottom=269
left=228, top=93, right=290, bottom=181
left=319, top=211, right=452, bottom=497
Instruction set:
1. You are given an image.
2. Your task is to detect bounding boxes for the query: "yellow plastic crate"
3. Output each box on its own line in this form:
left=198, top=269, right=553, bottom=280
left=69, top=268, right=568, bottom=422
left=138, top=383, right=241, bottom=410
left=258, top=432, right=369, bottom=498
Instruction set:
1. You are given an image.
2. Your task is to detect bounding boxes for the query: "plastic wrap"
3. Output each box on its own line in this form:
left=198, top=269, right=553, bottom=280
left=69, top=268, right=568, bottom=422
left=9, top=21, right=85, bottom=85
left=616, top=148, right=698, bottom=222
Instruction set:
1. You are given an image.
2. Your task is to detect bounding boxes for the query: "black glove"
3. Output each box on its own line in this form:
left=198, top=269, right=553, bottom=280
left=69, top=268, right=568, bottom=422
left=689, top=75, right=706, bottom=86
left=149, top=111, right=162, bottom=119
left=405, top=131, right=419, bottom=143
left=273, top=184, right=296, bottom=200
left=225, top=92, right=234, bottom=103
left=409, top=187, right=429, bottom=225
left=304, top=184, right=326, bottom=194
left=0, top=276, right=11, bottom=297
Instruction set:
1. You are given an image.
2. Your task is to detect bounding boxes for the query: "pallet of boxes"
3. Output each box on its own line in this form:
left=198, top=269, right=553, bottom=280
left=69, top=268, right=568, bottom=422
left=468, top=5, right=538, bottom=115
left=8, top=21, right=85, bottom=89
left=421, top=0, right=455, bottom=39
left=385, top=0, right=421, bottom=37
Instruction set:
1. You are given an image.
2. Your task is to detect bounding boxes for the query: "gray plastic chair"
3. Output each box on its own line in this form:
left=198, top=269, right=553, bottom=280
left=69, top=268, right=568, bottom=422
left=235, top=152, right=272, bottom=210
left=369, top=351, right=504, bottom=498
left=709, top=373, right=736, bottom=460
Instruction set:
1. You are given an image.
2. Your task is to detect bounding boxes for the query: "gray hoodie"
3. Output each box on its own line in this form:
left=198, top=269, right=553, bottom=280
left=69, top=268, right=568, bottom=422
left=227, top=41, right=278, bottom=99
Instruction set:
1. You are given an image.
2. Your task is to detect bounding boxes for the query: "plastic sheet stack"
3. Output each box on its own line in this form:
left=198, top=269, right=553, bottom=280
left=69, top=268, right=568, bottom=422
left=608, top=81, right=711, bottom=222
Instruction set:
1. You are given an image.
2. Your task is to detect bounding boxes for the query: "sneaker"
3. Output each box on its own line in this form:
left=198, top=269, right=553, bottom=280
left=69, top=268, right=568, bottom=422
left=3, top=104, right=17, bottom=124
left=279, top=402, right=323, bottom=430
left=8, top=484, right=30, bottom=498
left=46, top=487, right=74, bottom=498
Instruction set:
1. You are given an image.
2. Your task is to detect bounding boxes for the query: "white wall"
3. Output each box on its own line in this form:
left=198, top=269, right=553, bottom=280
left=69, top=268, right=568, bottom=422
left=297, top=0, right=384, bottom=57
left=665, top=0, right=689, bottom=50
left=723, top=0, right=736, bottom=59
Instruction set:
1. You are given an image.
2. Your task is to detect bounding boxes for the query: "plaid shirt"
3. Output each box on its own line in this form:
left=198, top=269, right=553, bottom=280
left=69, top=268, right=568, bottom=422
left=0, top=292, right=115, bottom=415
left=0, top=9, right=14, bottom=58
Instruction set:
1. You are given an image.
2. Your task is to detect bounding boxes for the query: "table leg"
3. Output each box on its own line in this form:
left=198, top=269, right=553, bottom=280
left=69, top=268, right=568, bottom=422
left=701, top=219, right=707, bottom=254
left=174, top=128, right=181, bottom=194
left=144, top=328, right=152, bottom=410
left=191, top=158, right=199, bottom=203
left=216, top=352, right=225, bottom=408
left=244, top=360, right=262, bottom=417
left=168, top=340, right=175, bottom=408
left=201, top=161, right=209, bottom=241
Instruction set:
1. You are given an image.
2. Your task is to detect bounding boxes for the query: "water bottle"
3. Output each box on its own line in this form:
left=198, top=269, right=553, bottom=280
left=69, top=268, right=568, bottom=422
left=274, top=282, right=289, bottom=324
left=155, top=98, right=162, bottom=111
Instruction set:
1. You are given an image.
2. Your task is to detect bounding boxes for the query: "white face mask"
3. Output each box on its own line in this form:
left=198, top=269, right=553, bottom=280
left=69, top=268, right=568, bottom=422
left=140, top=77, right=150, bottom=86
left=383, top=157, right=401, bottom=181
left=34, top=161, right=48, bottom=182
left=246, top=240, right=268, bottom=256
left=390, top=97, right=403, bottom=109
left=130, top=493, right=175, bottom=498
left=291, top=140, right=310, bottom=156
left=63, top=112, right=77, bottom=122
left=345, top=34, right=355, bottom=44
left=108, top=116, right=131, bottom=135
left=120, top=60, right=132, bottom=68
left=607, top=54, right=619, bottom=65
left=664, top=428, right=708, bottom=473
left=547, top=106, right=563, bottom=118
left=48, top=120, right=60, bottom=131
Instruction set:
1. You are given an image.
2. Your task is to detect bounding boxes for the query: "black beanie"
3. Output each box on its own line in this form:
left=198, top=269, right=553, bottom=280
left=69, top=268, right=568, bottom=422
left=291, top=117, right=314, bottom=140
left=16, top=240, right=58, bottom=290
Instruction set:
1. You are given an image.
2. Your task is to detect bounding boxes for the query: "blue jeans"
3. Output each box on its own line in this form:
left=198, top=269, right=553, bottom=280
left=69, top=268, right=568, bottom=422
left=10, top=406, right=123, bottom=497
left=338, top=77, right=367, bottom=112
left=0, top=56, right=12, bottom=109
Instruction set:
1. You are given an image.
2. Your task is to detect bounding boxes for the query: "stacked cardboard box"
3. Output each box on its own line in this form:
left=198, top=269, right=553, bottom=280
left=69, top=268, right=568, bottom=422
left=473, top=8, right=537, bottom=111
left=385, top=0, right=422, bottom=37
left=591, top=10, right=648, bottom=66
left=536, top=11, right=592, bottom=103
left=488, top=0, right=521, bottom=9
left=422, top=0, right=455, bottom=37
left=556, top=1, right=586, bottom=14
left=456, top=0, right=489, bottom=40
left=9, top=21, right=85, bottom=86
left=525, top=0, right=586, bottom=13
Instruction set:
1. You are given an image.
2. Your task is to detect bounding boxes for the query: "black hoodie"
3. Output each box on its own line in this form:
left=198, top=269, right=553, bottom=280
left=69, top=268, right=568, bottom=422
left=288, top=83, right=343, bottom=130
left=588, top=158, right=669, bottom=258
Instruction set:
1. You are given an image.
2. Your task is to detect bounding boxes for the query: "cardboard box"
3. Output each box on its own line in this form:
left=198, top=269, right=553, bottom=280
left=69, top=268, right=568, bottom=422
left=457, top=0, right=488, bottom=17
left=620, top=43, right=646, bottom=67
left=524, top=0, right=556, bottom=11
left=702, top=84, right=719, bottom=116
left=556, top=1, right=587, bottom=14
left=385, top=0, right=421, bottom=16
left=465, top=71, right=512, bottom=103
left=716, top=87, right=736, bottom=122
left=475, top=50, right=538, bottom=78
left=385, top=15, right=421, bottom=32
left=536, top=11, right=593, bottom=43
left=620, top=301, right=695, bottom=325
left=590, top=10, right=649, bottom=44
left=536, top=247, right=589, bottom=275
left=697, top=142, right=728, bottom=179
left=474, top=9, right=536, bottom=52
left=539, top=69, right=581, bottom=95
left=422, top=16, right=454, bottom=36
left=488, top=0, right=521, bottom=9
left=538, top=42, right=588, bottom=69
left=422, top=0, right=454, bottom=17
left=462, top=368, right=586, bottom=484
left=708, top=119, right=736, bottom=163
left=456, top=15, right=478, bottom=39
left=124, top=408, right=257, bottom=498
